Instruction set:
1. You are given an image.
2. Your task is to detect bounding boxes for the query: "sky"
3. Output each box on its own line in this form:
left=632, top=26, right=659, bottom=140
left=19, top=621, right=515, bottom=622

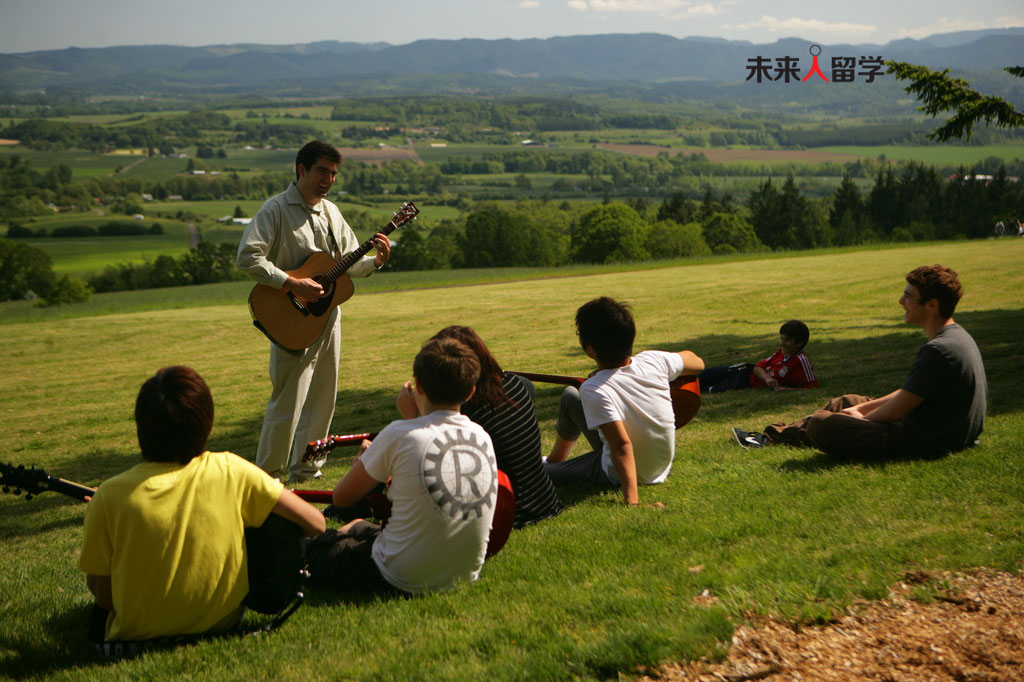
left=1, top=0, right=1021, bottom=54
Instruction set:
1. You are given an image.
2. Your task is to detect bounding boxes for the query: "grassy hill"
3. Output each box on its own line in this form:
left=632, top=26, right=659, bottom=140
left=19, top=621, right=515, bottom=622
left=1, top=240, right=1021, bottom=680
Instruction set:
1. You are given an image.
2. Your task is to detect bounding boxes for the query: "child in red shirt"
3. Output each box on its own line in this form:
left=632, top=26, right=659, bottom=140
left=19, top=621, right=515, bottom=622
left=698, top=320, right=817, bottom=393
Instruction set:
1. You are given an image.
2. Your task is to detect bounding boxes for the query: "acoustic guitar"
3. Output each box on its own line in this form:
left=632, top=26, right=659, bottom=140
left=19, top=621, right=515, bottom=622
left=509, top=371, right=701, bottom=429
left=248, top=201, right=419, bottom=351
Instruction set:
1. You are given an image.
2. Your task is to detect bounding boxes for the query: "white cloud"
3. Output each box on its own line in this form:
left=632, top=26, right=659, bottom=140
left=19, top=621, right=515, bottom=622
left=895, top=16, right=1024, bottom=40
left=566, top=0, right=724, bottom=17
left=519, top=0, right=542, bottom=7
left=724, top=15, right=878, bottom=40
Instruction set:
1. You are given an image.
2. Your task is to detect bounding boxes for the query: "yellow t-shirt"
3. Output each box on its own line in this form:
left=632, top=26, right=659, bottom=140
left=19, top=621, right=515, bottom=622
left=79, top=451, right=284, bottom=641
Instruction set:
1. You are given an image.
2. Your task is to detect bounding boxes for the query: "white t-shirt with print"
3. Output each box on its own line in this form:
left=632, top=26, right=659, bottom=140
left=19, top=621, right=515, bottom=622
left=579, top=350, right=685, bottom=485
left=361, top=410, right=497, bottom=594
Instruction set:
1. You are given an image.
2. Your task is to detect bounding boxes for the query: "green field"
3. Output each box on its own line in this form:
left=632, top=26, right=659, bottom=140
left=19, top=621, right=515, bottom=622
left=816, top=143, right=1024, bottom=165
left=1, top=240, right=1022, bottom=680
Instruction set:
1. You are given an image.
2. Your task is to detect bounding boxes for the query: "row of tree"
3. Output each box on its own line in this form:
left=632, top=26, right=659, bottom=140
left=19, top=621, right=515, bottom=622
left=8, top=221, right=164, bottom=238
left=388, top=163, right=1022, bottom=271
left=87, top=242, right=244, bottom=293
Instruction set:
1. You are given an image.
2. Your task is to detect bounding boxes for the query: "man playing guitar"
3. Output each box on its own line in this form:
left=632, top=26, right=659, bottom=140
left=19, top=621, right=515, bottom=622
left=236, top=140, right=391, bottom=483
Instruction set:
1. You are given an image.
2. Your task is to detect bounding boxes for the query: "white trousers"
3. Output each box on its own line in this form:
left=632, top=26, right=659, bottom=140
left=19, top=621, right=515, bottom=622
left=255, top=308, right=340, bottom=481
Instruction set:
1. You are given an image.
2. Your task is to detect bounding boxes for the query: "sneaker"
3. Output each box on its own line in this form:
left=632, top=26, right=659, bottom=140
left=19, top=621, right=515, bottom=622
left=289, top=469, right=324, bottom=484
left=732, top=427, right=767, bottom=449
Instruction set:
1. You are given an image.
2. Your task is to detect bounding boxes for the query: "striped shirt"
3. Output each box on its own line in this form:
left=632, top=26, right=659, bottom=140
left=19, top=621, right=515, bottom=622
left=462, top=373, right=562, bottom=527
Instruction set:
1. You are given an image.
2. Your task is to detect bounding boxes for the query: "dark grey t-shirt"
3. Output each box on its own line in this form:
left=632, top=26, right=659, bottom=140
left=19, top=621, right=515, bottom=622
left=902, top=323, right=987, bottom=456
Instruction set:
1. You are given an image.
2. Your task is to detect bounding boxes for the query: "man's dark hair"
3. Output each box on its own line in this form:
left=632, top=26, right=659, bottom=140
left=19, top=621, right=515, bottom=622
left=135, top=366, right=215, bottom=464
left=906, top=264, right=963, bottom=319
left=413, top=338, right=481, bottom=406
left=779, top=319, right=810, bottom=350
left=575, top=297, right=635, bottom=367
left=295, top=140, right=341, bottom=181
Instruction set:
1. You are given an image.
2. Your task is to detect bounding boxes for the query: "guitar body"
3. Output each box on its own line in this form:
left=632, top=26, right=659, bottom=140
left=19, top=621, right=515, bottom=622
left=668, top=375, right=702, bottom=429
left=247, top=201, right=419, bottom=351
left=249, top=252, right=355, bottom=351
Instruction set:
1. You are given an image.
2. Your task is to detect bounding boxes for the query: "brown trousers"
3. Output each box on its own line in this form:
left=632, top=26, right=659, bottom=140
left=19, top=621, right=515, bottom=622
left=764, top=394, right=911, bottom=460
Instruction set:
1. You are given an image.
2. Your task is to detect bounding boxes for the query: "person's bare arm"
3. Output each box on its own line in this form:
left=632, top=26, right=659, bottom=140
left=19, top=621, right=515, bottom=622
left=862, top=389, right=923, bottom=423
left=271, top=488, right=326, bottom=537
left=678, top=351, right=704, bottom=375
left=751, top=365, right=779, bottom=389
left=841, top=390, right=900, bottom=418
left=599, top=421, right=638, bottom=505
left=332, top=458, right=382, bottom=508
left=396, top=381, right=419, bottom=419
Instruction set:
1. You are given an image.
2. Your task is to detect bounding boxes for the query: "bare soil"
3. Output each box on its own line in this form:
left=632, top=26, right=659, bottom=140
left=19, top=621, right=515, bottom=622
left=335, top=146, right=423, bottom=165
left=640, top=568, right=1024, bottom=681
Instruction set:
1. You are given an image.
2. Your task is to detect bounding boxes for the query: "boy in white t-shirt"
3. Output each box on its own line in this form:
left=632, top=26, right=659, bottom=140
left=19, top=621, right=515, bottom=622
left=544, top=297, right=704, bottom=506
left=308, top=337, right=498, bottom=595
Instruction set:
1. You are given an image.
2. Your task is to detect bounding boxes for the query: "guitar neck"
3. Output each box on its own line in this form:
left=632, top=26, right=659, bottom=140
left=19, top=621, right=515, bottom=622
left=320, top=202, right=418, bottom=285
left=1, top=462, right=95, bottom=502
left=302, top=432, right=379, bottom=464
left=509, top=371, right=585, bottom=388
left=331, top=221, right=399, bottom=274
left=41, top=477, right=95, bottom=501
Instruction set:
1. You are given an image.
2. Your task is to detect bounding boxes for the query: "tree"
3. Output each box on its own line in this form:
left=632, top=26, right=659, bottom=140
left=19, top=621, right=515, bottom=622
left=0, top=238, right=90, bottom=305
left=460, top=204, right=538, bottom=268
left=571, top=204, right=649, bottom=264
left=887, top=62, right=1024, bottom=142
left=829, top=174, right=864, bottom=230
left=645, top=220, right=711, bottom=259
left=747, top=179, right=785, bottom=249
left=0, top=238, right=53, bottom=301
left=701, top=213, right=765, bottom=255
left=656, top=191, right=696, bottom=225
left=234, top=205, right=245, bottom=218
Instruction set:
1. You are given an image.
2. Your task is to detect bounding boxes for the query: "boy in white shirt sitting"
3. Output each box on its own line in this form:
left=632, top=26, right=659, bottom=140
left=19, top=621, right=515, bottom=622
left=309, top=337, right=498, bottom=594
left=544, top=297, right=704, bottom=506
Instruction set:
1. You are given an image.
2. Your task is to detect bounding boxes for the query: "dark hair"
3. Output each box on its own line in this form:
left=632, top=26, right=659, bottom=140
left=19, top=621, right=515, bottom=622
left=431, top=326, right=508, bottom=410
left=906, top=264, right=963, bottom=319
left=295, top=140, right=341, bottom=181
left=413, top=338, right=481, bottom=406
left=575, top=297, right=635, bottom=367
left=135, top=366, right=214, bottom=464
left=779, top=319, right=810, bottom=350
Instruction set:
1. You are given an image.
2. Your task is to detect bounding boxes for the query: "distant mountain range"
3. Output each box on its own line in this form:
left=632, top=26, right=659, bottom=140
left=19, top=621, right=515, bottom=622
left=1, top=29, right=1021, bottom=96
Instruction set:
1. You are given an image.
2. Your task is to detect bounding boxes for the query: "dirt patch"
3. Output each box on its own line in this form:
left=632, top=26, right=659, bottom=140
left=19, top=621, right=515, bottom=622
left=336, top=146, right=423, bottom=166
left=596, top=143, right=859, bottom=164
left=0, top=138, right=21, bottom=146
left=641, top=568, right=1024, bottom=681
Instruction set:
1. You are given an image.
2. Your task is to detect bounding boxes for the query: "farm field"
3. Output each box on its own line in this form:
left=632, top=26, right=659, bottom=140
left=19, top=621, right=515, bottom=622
left=33, top=233, right=192, bottom=275
left=0, top=240, right=1021, bottom=681
left=816, top=143, right=1024, bottom=165
left=596, top=143, right=861, bottom=164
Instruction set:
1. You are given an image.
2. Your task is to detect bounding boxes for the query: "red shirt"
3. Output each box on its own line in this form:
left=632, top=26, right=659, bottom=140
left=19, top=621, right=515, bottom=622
left=750, top=350, right=817, bottom=389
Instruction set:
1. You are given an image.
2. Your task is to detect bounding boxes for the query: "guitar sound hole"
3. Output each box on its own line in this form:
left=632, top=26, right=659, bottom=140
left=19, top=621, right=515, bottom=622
left=307, top=281, right=336, bottom=316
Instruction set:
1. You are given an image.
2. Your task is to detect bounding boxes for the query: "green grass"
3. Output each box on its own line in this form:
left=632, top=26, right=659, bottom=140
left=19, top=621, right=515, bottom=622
left=0, top=241, right=1022, bottom=681
left=815, top=143, right=1024, bottom=165
left=8, top=218, right=194, bottom=276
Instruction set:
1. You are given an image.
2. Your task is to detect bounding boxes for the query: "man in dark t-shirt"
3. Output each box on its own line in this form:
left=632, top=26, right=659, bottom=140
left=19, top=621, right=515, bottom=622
left=732, top=265, right=987, bottom=459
